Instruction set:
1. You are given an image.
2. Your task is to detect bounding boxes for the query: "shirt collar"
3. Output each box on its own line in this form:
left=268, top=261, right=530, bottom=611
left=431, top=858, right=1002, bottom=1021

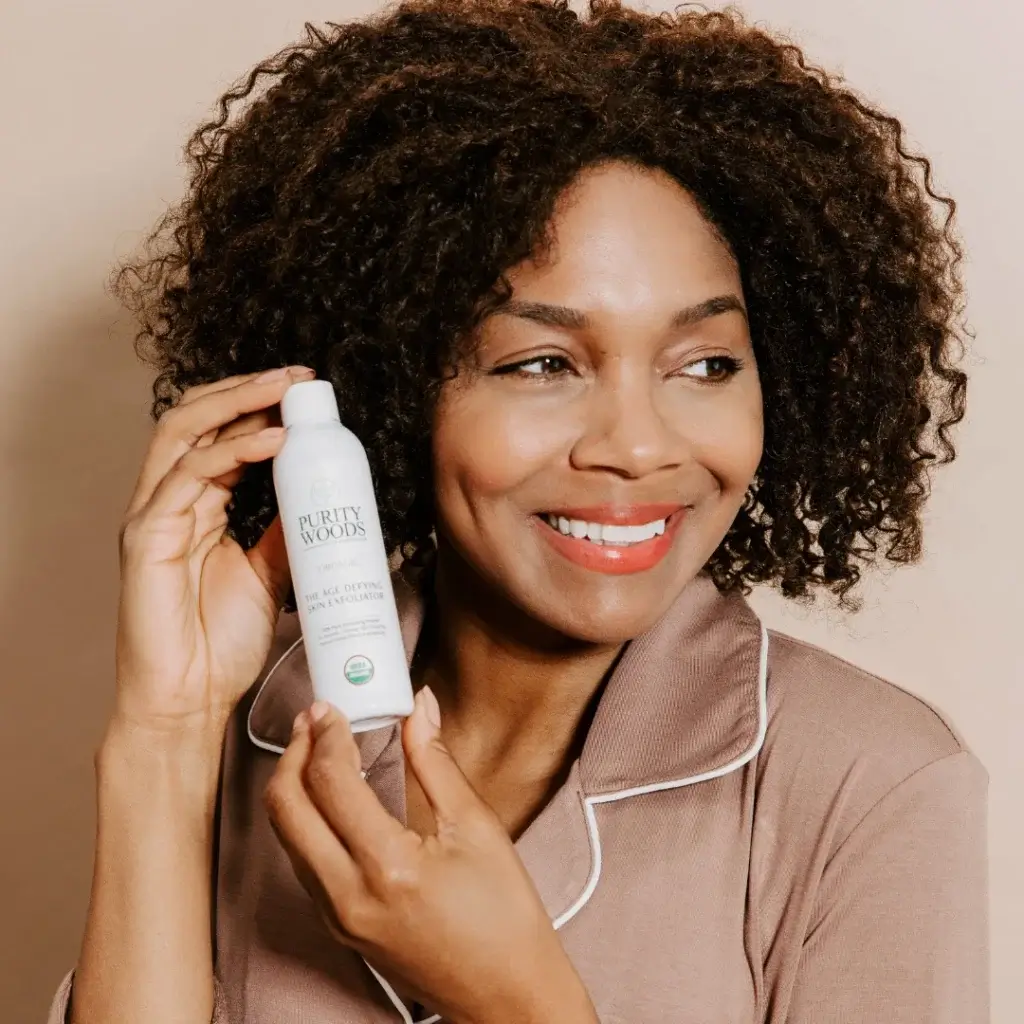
left=246, top=562, right=767, bottom=797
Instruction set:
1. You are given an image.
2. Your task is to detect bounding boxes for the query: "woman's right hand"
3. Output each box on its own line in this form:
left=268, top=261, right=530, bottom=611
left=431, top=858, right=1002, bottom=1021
left=111, top=365, right=316, bottom=735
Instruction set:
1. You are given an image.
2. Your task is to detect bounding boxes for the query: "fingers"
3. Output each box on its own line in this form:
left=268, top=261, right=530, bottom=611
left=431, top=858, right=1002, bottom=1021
left=215, top=407, right=281, bottom=443
left=402, top=687, right=486, bottom=831
left=182, top=378, right=284, bottom=456
left=131, top=427, right=287, bottom=528
left=304, top=704, right=411, bottom=865
left=176, top=371, right=268, bottom=407
left=263, top=713, right=362, bottom=903
left=199, top=409, right=281, bottom=493
left=124, top=366, right=314, bottom=520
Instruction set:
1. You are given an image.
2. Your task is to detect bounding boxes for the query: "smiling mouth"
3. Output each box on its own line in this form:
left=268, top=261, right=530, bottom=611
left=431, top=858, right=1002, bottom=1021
left=532, top=505, right=688, bottom=575
left=540, top=512, right=670, bottom=546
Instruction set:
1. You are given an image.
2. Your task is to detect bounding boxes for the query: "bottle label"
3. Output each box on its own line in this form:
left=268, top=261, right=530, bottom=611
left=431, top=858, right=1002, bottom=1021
left=291, top=478, right=389, bottom=650
left=298, top=506, right=367, bottom=545
left=276, top=454, right=413, bottom=721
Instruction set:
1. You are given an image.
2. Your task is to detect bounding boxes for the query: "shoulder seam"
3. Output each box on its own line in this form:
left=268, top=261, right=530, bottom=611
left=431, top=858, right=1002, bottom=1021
left=766, top=629, right=969, bottom=754
left=826, top=748, right=986, bottom=867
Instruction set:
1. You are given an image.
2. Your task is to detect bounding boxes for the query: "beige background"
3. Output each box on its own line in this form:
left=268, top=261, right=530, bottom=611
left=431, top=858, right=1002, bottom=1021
left=1, top=1, right=1019, bottom=1020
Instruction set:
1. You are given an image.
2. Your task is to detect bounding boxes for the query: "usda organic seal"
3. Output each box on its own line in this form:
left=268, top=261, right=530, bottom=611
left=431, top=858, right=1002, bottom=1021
left=343, top=655, right=374, bottom=686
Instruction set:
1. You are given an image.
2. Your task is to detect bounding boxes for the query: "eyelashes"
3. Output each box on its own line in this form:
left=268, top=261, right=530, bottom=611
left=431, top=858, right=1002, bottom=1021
left=491, top=354, right=573, bottom=377
left=677, top=355, right=744, bottom=382
left=490, top=353, right=745, bottom=383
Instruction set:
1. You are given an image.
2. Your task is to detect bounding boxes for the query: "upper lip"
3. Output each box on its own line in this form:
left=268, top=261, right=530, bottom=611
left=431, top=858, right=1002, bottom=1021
left=541, top=503, right=686, bottom=526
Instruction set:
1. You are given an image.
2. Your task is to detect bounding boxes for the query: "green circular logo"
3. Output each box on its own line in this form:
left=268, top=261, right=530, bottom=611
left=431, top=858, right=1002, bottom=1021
left=343, top=655, right=374, bottom=686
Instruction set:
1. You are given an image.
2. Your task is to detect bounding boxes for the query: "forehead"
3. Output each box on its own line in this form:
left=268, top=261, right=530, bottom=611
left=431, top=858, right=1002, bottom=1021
left=504, top=162, right=741, bottom=311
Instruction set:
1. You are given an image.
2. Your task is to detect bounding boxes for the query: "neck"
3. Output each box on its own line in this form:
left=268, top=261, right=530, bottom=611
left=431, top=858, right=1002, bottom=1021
left=411, top=547, right=624, bottom=781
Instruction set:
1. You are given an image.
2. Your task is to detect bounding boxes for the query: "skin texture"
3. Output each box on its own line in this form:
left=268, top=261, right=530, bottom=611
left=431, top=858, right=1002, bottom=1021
left=401, top=161, right=762, bottom=837
left=432, top=163, right=762, bottom=647
left=73, top=369, right=312, bottom=1024
left=69, top=2, right=970, bottom=1023
left=270, top=162, right=761, bottom=1023
left=116, top=0, right=968, bottom=611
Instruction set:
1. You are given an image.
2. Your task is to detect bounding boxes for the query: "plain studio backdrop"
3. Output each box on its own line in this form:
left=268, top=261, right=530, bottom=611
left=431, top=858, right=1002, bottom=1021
left=1, top=1, right=1019, bottom=1021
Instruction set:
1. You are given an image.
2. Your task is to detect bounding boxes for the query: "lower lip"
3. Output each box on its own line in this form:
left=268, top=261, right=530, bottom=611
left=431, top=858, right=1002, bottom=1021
left=535, top=512, right=685, bottom=575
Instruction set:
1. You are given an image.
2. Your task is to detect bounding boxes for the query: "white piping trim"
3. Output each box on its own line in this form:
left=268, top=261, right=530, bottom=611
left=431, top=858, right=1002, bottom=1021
left=246, top=636, right=304, bottom=756
left=551, top=621, right=769, bottom=932
left=384, top=620, right=770, bottom=1024
left=365, top=961, right=423, bottom=1024
left=245, top=636, right=368, bottom=778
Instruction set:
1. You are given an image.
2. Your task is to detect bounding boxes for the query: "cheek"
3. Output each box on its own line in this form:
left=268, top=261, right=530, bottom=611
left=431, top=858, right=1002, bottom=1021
left=718, top=401, right=764, bottom=487
left=672, top=382, right=764, bottom=494
left=431, top=385, right=574, bottom=512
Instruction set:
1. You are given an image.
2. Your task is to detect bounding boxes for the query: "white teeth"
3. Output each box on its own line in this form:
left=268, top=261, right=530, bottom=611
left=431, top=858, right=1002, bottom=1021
left=544, top=514, right=668, bottom=545
left=603, top=523, right=650, bottom=543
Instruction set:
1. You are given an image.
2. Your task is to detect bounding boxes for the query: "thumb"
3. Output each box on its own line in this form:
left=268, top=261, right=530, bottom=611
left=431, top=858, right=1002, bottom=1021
left=403, top=686, right=482, bottom=828
left=248, top=514, right=292, bottom=606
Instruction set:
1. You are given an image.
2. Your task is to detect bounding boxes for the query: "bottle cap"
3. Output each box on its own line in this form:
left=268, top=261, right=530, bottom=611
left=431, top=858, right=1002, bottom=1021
left=280, top=379, right=341, bottom=428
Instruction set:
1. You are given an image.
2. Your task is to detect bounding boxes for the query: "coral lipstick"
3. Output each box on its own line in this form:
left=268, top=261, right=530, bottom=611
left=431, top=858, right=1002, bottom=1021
left=534, top=504, right=686, bottom=575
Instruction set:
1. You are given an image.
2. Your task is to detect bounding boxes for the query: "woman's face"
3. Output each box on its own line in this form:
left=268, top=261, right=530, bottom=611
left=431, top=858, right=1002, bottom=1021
left=432, top=161, right=763, bottom=643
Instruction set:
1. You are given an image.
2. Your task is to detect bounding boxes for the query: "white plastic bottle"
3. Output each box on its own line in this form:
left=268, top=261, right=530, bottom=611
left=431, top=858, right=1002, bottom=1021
left=273, top=379, right=415, bottom=732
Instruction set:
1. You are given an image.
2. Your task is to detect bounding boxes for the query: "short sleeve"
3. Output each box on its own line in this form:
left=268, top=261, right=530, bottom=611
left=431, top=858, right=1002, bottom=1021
left=44, top=968, right=228, bottom=1023
left=787, top=750, right=990, bottom=1024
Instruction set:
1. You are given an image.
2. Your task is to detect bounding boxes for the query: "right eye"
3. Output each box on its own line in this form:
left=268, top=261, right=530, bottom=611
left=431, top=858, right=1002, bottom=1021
left=492, top=355, right=574, bottom=378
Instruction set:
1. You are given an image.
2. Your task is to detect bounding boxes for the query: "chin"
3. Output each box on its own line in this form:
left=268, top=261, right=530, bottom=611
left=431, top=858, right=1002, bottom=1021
left=439, top=531, right=703, bottom=646
left=552, top=611, right=663, bottom=646
left=512, top=576, right=688, bottom=646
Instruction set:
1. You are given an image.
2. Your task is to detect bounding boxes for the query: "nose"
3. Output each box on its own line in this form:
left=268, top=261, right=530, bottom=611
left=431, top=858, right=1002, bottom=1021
left=569, top=361, right=684, bottom=480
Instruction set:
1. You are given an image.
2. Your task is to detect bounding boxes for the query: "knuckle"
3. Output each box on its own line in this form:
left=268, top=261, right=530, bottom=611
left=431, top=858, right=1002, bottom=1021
left=177, top=382, right=212, bottom=405
left=381, top=859, right=419, bottom=892
left=302, top=750, right=336, bottom=795
left=177, top=445, right=207, bottom=473
left=366, top=844, right=419, bottom=898
left=154, top=404, right=186, bottom=437
left=334, top=895, right=376, bottom=939
left=156, top=404, right=208, bottom=448
left=118, top=517, right=141, bottom=552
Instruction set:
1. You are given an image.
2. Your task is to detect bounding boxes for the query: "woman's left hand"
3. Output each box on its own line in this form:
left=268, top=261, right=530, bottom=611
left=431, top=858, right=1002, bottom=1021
left=263, top=687, right=598, bottom=1024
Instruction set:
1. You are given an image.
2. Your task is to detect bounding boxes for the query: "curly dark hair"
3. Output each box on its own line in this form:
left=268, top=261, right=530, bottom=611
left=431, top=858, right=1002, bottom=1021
left=113, top=0, right=968, bottom=614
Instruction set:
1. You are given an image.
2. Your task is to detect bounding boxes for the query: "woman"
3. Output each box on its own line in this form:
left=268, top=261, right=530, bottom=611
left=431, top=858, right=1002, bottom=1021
left=50, top=1, right=987, bottom=1022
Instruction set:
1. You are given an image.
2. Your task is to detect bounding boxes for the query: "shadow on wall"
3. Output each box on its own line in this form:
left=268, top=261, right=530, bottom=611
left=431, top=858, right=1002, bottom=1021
left=0, top=295, right=154, bottom=1020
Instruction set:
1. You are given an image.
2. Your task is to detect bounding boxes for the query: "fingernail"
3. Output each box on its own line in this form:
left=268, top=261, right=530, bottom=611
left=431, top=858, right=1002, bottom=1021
left=309, top=700, right=331, bottom=723
left=422, top=685, right=441, bottom=730
left=256, top=365, right=314, bottom=383
left=256, top=366, right=290, bottom=382
left=292, top=710, right=309, bottom=734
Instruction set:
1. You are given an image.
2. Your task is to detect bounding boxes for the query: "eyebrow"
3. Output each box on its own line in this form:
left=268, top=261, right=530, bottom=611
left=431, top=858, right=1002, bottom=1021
left=494, top=294, right=747, bottom=331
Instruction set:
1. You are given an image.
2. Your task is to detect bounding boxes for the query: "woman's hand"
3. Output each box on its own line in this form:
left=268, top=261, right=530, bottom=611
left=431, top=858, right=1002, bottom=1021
left=112, top=365, right=315, bottom=735
left=73, top=368, right=317, bottom=1024
left=263, top=689, right=599, bottom=1024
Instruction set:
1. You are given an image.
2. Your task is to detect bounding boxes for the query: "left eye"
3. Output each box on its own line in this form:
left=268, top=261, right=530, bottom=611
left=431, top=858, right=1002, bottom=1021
left=681, top=356, right=740, bottom=380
